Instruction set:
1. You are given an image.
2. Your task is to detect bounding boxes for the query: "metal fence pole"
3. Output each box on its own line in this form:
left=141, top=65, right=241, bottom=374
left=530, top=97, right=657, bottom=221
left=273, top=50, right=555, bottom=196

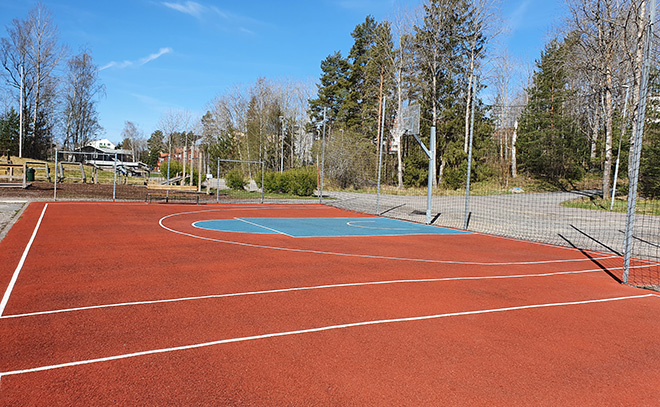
left=261, top=161, right=265, bottom=204
left=376, top=99, right=386, bottom=215
left=426, top=126, right=435, bottom=225
left=113, top=153, right=117, bottom=202
left=216, top=158, right=220, bottom=204
left=319, top=107, right=327, bottom=204
left=464, top=78, right=477, bottom=230
left=53, top=148, right=58, bottom=201
left=623, top=0, right=656, bottom=284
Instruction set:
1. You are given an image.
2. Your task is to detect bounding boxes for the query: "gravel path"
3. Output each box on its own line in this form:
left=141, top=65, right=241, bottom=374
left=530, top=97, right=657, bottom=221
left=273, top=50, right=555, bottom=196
left=0, top=200, right=27, bottom=241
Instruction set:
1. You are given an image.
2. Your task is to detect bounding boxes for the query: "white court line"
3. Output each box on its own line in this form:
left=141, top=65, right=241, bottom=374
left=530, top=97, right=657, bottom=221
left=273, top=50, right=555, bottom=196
left=234, top=218, right=293, bottom=236
left=0, top=266, right=627, bottom=320
left=0, top=203, right=48, bottom=317
left=0, top=293, right=655, bottom=379
left=346, top=220, right=418, bottom=231
left=160, top=211, right=620, bottom=266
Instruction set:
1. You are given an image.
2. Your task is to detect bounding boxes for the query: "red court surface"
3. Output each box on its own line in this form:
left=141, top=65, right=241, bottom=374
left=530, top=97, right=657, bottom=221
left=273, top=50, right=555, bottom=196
left=1, top=202, right=659, bottom=406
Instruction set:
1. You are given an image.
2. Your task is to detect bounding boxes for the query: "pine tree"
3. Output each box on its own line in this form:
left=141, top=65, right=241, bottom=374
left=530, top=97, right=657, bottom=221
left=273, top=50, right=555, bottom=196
left=343, top=16, right=379, bottom=134
left=0, top=108, right=19, bottom=156
left=517, top=38, right=588, bottom=184
left=308, top=51, right=350, bottom=129
left=146, top=130, right=164, bottom=168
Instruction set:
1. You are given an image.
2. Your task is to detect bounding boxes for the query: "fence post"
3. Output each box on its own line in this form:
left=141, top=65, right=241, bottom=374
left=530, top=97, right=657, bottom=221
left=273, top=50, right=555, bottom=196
left=426, top=127, right=435, bottom=225
left=376, top=99, right=386, bottom=215
left=623, top=0, right=656, bottom=284
left=53, top=148, right=58, bottom=201
left=319, top=107, right=327, bottom=204
left=113, top=153, right=117, bottom=202
left=464, top=78, right=477, bottom=230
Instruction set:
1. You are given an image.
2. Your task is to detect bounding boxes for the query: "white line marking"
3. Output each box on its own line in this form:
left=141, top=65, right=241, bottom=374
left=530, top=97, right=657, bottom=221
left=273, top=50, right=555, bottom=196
left=0, top=204, right=48, bottom=317
left=346, top=220, right=417, bottom=231
left=234, top=218, right=293, bottom=236
left=1, top=267, right=619, bottom=319
left=159, top=210, right=620, bottom=266
left=0, top=293, right=655, bottom=378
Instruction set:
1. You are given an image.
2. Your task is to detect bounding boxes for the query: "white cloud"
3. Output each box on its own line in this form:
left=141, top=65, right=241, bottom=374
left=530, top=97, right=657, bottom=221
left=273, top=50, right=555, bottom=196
left=139, top=48, right=173, bottom=66
left=161, top=1, right=264, bottom=34
left=162, top=1, right=205, bottom=19
left=100, top=48, right=173, bottom=71
left=507, top=0, right=531, bottom=33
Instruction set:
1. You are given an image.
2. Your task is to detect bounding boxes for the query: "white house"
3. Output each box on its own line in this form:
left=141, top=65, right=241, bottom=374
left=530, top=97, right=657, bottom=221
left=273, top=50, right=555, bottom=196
left=88, top=138, right=116, bottom=150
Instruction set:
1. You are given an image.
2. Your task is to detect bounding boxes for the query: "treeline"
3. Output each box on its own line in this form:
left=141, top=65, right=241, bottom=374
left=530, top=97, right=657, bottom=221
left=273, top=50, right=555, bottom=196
left=193, top=0, right=658, bottom=197
left=0, top=4, right=104, bottom=159
left=513, top=0, right=659, bottom=198
left=308, top=2, right=496, bottom=190
left=2, top=1, right=657, bottom=199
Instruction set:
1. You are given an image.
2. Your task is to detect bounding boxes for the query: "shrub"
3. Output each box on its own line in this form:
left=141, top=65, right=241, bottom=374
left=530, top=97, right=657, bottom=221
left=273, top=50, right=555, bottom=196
left=288, top=168, right=316, bottom=196
left=225, top=169, right=247, bottom=190
left=258, top=168, right=317, bottom=196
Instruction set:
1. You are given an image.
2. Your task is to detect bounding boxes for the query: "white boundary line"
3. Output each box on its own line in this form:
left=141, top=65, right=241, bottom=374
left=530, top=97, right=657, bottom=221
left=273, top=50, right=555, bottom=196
left=0, top=267, right=620, bottom=319
left=0, top=203, right=48, bottom=317
left=0, top=293, right=655, bottom=379
left=159, top=210, right=620, bottom=266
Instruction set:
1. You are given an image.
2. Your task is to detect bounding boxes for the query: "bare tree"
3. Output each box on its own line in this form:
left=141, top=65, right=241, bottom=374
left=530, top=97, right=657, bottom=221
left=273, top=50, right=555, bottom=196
left=2, top=3, right=65, bottom=158
left=462, top=0, right=502, bottom=153
left=120, top=121, right=145, bottom=161
left=566, top=0, right=634, bottom=198
left=158, top=109, right=187, bottom=181
left=491, top=49, right=522, bottom=182
left=25, top=3, right=66, bottom=157
left=62, top=49, right=104, bottom=149
left=389, top=4, right=420, bottom=189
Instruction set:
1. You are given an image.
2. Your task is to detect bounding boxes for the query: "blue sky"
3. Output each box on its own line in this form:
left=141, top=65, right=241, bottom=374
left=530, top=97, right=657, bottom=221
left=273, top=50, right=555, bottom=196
left=0, top=0, right=565, bottom=144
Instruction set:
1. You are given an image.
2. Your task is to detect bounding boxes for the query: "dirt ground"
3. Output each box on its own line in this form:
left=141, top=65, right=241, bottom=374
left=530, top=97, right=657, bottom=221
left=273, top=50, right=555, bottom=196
left=0, top=181, right=231, bottom=204
left=0, top=181, right=152, bottom=201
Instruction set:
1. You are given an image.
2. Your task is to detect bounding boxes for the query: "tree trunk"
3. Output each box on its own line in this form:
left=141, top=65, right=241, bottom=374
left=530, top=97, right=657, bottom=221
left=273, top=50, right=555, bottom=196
left=590, top=90, right=600, bottom=161
left=602, top=68, right=614, bottom=199
left=628, top=0, right=647, bottom=172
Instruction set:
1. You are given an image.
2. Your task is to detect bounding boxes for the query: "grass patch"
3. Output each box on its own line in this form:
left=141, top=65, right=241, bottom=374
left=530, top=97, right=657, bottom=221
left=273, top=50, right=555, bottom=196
left=561, top=196, right=660, bottom=216
left=213, top=188, right=319, bottom=201
left=328, top=176, right=558, bottom=197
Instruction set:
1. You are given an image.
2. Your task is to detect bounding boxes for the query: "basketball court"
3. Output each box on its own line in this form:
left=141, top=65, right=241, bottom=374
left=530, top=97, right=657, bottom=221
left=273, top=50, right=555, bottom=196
left=1, top=202, right=659, bottom=405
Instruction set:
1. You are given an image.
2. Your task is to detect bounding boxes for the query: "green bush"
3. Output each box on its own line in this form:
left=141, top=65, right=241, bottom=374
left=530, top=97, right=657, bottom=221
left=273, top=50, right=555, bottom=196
left=257, top=168, right=317, bottom=196
left=288, top=168, right=316, bottom=196
left=225, top=169, right=247, bottom=190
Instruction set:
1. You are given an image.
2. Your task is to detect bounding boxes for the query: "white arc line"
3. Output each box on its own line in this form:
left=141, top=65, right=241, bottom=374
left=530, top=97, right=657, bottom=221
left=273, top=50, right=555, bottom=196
left=159, top=211, right=619, bottom=266
left=0, top=294, right=655, bottom=378
left=0, top=203, right=48, bottom=317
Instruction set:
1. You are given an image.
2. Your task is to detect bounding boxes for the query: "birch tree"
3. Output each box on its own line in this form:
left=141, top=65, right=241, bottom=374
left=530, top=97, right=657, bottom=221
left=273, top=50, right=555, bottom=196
left=62, top=49, right=104, bottom=149
left=1, top=3, right=65, bottom=158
